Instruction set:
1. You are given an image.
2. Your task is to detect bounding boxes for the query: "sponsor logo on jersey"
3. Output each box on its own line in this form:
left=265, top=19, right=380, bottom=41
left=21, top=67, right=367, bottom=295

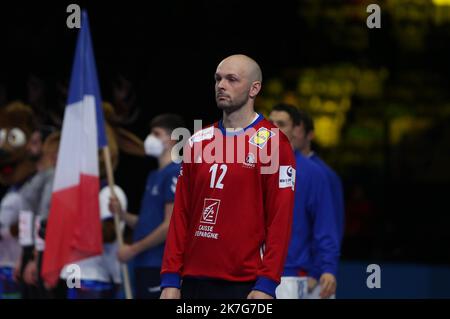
left=188, top=126, right=214, bottom=146
left=196, top=198, right=221, bottom=239
left=279, top=165, right=295, bottom=190
left=195, top=224, right=219, bottom=240
left=201, top=198, right=220, bottom=224
left=248, top=127, right=275, bottom=149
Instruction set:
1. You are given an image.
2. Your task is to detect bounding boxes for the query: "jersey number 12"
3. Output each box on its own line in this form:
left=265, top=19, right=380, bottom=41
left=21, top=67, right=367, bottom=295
left=209, top=164, right=227, bottom=189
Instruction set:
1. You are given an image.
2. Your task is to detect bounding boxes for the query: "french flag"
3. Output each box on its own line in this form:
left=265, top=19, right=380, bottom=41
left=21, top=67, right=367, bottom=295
left=42, top=11, right=107, bottom=286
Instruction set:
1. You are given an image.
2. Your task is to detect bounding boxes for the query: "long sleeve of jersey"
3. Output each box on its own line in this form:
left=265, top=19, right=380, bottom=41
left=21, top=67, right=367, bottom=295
left=160, top=162, right=189, bottom=288
left=255, top=136, right=296, bottom=295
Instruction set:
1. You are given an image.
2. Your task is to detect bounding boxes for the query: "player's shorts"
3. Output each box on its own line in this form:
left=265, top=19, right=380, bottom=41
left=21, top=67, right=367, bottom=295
left=275, top=276, right=308, bottom=299
left=0, top=266, right=21, bottom=299
left=67, top=279, right=117, bottom=299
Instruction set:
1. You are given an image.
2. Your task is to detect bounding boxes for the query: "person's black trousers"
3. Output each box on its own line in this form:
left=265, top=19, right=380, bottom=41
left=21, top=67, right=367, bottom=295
left=181, top=277, right=255, bottom=299
left=134, top=267, right=162, bottom=299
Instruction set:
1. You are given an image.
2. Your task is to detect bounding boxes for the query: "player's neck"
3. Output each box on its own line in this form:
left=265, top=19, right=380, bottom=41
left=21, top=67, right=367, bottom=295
left=158, top=150, right=173, bottom=170
left=222, top=105, right=257, bottom=131
left=301, top=145, right=312, bottom=157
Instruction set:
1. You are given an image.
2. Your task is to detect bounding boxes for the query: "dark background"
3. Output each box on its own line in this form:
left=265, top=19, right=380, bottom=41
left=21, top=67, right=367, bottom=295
left=1, top=0, right=450, bottom=265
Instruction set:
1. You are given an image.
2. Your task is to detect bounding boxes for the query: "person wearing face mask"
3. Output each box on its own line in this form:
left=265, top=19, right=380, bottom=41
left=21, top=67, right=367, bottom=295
left=109, top=113, right=184, bottom=299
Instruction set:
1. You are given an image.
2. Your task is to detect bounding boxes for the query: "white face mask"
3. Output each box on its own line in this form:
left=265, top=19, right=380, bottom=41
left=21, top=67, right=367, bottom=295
left=144, top=134, right=164, bottom=158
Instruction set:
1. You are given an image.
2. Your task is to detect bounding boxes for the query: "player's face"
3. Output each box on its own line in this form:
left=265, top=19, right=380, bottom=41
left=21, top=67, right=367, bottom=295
left=215, top=64, right=251, bottom=113
left=40, top=140, right=58, bottom=169
left=293, top=122, right=310, bottom=152
left=26, top=131, right=43, bottom=161
left=269, top=110, right=295, bottom=143
left=151, top=127, right=172, bottom=150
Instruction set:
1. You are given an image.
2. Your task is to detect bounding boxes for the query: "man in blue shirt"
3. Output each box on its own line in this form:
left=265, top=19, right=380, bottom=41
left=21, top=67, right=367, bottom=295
left=291, top=107, right=345, bottom=299
left=269, top=104, right=340, bottom=299
left=109, top=113, right=184, bottom=299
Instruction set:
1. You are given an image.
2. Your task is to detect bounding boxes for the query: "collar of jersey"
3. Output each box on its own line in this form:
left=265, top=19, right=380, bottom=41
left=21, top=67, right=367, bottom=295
left=218, top=113, right=264, bottom=136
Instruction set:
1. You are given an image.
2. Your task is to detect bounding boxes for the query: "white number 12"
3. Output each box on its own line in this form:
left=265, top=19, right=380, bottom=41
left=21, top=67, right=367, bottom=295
left=209, top=164, right=227, bottom=189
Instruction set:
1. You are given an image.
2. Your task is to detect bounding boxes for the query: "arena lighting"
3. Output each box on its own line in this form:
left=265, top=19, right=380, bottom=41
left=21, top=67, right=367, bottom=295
left=433, top=0, right=450, bottom=6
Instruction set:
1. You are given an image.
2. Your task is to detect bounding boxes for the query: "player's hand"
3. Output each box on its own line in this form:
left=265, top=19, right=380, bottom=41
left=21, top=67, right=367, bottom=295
left=23, top=260, right=38, bottom=286
left=117, top=244, right=138, bottom=263
left=160, top=287, right=181, bottom=299
left=109, top=196, right=124, bottom=217
left=247, top=290, right=274, bottom=299
left=319, top=273, right=336, bottom=299
left=307, top=277, right=318, bottom=293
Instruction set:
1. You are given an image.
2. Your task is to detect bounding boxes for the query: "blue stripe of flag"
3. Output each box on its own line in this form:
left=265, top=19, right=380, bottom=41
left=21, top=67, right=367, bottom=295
left=67, top=10, right=107, bottom=148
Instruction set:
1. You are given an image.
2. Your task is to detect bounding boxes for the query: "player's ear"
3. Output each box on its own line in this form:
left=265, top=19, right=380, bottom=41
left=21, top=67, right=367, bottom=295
left=166, top=135, right=178, bottom=148
left=249, top=81, right=261, bottom=99
left=292, top=125, right=302, bottom=138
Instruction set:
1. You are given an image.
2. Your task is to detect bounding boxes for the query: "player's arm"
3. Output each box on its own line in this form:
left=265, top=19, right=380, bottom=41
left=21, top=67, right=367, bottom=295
left=310, top=172, right=340, bottom=298
left=108, top=197, right=139, bottom=228
left=120, top=211, right=139, bottom=228
left=160, top=161, right=191, bottom=299
left=117, top=202, right=174, bottom=262
left=251, top=135, right=296, bottom=298
left=133, top=202, right=174, bottom=251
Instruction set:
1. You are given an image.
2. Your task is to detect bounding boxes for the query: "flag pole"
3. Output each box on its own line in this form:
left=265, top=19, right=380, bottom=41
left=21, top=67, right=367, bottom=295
left=102, top=145, right=133, bottom=299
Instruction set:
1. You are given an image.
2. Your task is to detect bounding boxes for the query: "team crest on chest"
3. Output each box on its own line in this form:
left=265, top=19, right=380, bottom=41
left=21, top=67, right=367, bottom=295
left=243, top=152, right=256, bottom=168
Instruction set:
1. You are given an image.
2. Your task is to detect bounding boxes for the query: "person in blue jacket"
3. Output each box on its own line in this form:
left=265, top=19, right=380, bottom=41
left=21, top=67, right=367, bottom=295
left=109, top=113, right=184, bottom=299
left=269, top=104, right=340, bottom=299
left=291, top=107, right=345, bottom=299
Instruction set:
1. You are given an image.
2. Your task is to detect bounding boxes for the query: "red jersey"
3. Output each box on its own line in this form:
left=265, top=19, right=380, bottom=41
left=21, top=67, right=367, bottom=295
left=161, top=114, right=296, bottom=297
